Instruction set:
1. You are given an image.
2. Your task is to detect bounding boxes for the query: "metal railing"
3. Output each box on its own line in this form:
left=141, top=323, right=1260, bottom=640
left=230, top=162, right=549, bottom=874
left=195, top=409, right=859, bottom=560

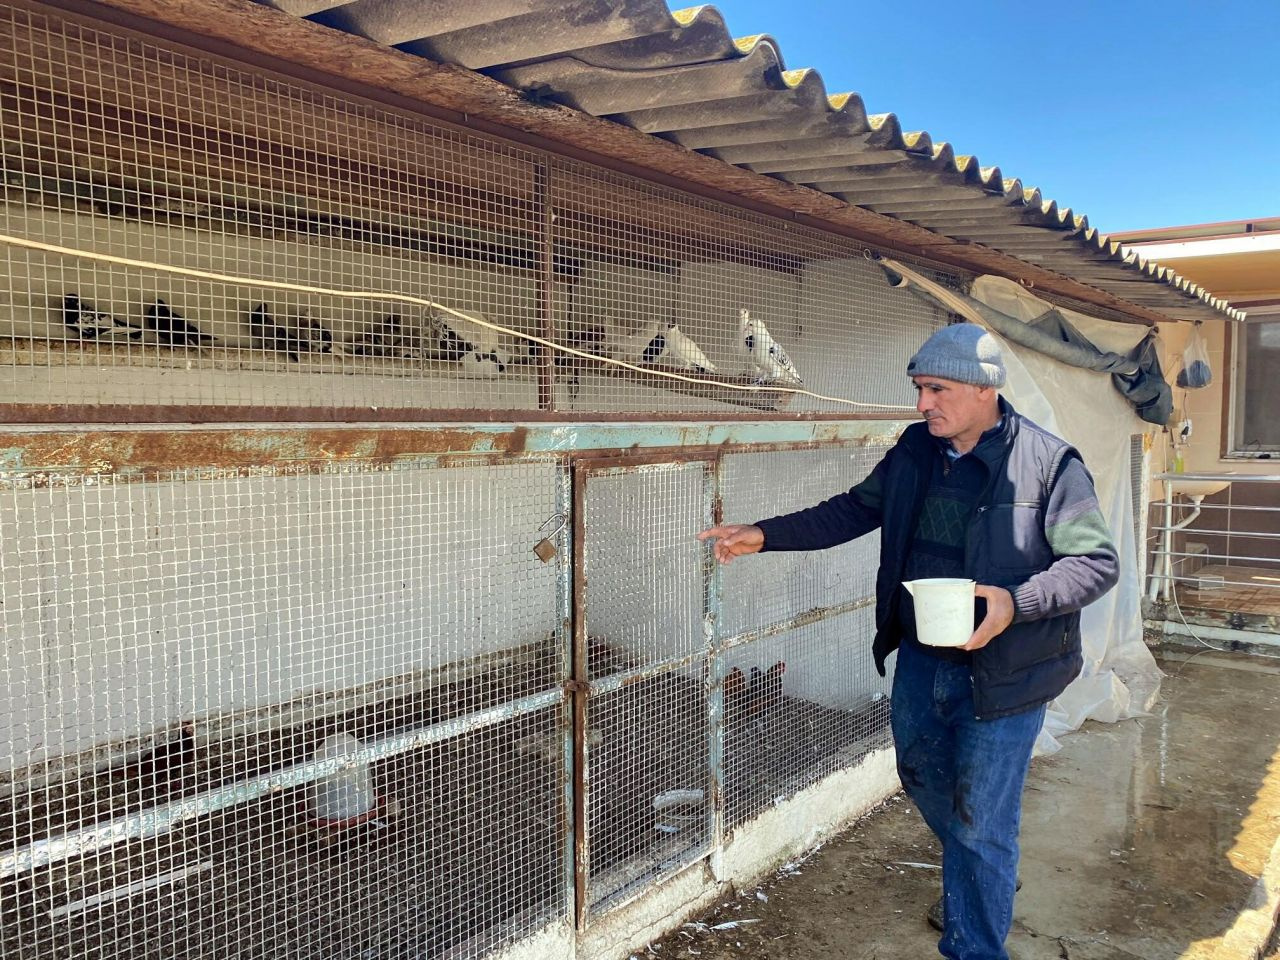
left=1145, top=473, right=1280, bottom=634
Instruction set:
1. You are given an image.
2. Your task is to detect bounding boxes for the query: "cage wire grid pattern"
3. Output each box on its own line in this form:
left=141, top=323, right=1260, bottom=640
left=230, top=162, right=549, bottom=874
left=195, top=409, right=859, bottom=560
left=0, top=457, right=570, bottom=960
left=0, top=3, right=950, bottom=419
left=572, top=445, right=892, bottom=916
left=0, top=1, right=928, bottom=955
left=0, top=436, right=897, bottom=957
left=718, top=446, right=891, bottom=828
left=578, top=460, right=712, bottom=915
left=1129, top=434, right=1147, bottom=577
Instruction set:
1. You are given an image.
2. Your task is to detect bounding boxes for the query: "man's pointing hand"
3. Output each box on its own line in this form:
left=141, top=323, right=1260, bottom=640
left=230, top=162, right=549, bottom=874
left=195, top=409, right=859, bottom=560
left=697, top=524, right=765, bottom=565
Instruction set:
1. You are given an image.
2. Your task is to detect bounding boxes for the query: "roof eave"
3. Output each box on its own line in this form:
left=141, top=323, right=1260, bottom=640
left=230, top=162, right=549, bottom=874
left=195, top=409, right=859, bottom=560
left=48, top=0, right=1236, bottom=325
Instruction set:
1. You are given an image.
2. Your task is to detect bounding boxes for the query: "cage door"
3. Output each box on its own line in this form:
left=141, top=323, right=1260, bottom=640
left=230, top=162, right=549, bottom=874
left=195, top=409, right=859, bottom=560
left=571, top=458, right=714, bottom=922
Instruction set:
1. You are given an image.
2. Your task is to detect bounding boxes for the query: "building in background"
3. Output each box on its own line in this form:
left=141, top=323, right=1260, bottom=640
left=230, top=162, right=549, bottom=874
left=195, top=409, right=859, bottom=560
left=1115, top=219, right=1280, bottom=643
left=1117, top=217, right=1280, bottom=460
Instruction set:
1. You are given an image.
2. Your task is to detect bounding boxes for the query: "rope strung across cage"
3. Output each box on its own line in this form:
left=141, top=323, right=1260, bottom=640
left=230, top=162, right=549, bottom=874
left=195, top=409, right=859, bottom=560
left=0, top=231, right=919, bottom=412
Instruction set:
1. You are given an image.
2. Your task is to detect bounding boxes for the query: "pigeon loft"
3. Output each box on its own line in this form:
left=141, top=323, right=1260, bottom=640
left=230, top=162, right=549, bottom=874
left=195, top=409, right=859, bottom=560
left=0, top=55, right=941, bottom=419
left=0, top=7, right=954, bottom=960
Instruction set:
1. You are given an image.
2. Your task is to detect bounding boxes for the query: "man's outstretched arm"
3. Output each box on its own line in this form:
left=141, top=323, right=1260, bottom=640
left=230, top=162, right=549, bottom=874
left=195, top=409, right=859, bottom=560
left=699, top=449, right=892, bottom=562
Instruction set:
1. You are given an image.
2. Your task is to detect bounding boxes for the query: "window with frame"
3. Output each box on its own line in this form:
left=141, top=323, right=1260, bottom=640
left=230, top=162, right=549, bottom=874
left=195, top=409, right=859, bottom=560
left=1232, top=313, right=1280, bottom=454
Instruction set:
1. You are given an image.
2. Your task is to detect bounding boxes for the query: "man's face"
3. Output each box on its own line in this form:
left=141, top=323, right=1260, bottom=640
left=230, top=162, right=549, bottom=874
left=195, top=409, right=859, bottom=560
left=912, top=375, right=997, bottom=442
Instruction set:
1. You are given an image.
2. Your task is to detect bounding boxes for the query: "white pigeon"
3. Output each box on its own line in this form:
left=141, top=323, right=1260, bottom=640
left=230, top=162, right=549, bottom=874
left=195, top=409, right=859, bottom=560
left=609, top=319, right=716, bottom=374
left=739, top=308, right=802, bottom=384
left=428, top=307, right=510, bottom=376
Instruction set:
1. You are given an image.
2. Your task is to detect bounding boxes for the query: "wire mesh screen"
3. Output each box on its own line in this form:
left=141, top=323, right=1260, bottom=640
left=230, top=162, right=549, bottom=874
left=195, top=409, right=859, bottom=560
left=719, top=446, right=883, bottom=635
left=722, top=607, right=887, bottom=827
left=0, top=457, right=567, bottom=960
left=0, top=4, right=955, bottom=419
left=582, top=462, right=708, bottom=675
left=579, top=461, right=711, bottom=914
left=718, top=444, right=892, bottom=827
left=552, top=168, right=952, bottom=416
left=1129, top=433, right=1147, bottom=574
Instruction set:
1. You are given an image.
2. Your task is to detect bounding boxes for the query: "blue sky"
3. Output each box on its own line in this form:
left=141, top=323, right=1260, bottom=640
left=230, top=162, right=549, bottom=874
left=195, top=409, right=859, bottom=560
left=703, top=1, right=1280, bottom=233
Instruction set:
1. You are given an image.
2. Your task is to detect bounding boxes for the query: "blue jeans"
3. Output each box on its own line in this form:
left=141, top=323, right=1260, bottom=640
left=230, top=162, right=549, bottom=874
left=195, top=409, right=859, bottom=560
left=891, top=641, right=1046, bottom=960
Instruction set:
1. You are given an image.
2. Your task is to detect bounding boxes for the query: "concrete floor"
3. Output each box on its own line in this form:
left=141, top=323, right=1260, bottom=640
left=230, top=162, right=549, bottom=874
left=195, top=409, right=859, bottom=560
left=650, top=650, right=1280, bottom=960
left=1179, top=565, right=1280, bottom=615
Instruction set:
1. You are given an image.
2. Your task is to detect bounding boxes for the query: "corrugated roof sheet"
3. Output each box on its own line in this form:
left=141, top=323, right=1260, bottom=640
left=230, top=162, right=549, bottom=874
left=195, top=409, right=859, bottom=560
left=255, top=0, right=1241, bottom=322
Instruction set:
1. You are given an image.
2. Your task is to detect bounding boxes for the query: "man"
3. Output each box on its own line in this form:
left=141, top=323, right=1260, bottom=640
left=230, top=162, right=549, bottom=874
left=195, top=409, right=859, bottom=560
left=698, top=324, right=1119, bottom=960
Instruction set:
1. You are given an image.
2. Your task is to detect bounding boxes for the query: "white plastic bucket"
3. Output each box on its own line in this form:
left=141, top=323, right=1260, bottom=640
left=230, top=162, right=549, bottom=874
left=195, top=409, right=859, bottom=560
left=902, top=578, right=975, bottom=648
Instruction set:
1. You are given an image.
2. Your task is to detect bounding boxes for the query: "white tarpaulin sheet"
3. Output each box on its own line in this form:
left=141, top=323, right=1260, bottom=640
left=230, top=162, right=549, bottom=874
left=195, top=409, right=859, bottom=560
left=883, top=263, right=1162, bottom=754
left=969, top=277, right=1162, bottom=754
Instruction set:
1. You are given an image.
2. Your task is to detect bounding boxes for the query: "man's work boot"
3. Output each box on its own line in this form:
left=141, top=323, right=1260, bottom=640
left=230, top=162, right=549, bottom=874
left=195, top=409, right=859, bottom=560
left=926, top=878, right=1023, bottom=932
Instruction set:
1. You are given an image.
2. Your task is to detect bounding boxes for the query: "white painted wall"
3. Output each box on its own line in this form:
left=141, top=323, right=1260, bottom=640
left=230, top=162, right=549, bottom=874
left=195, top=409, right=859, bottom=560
left=0, top=461, right=561, bottom=770
left=719, top=445, right=890, bottom=709
left=580, top=462, right=707, bottom=665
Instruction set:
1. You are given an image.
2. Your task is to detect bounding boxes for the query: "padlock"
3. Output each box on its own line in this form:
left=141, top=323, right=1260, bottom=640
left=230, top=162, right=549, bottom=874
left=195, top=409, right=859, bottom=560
left=532, top=513, right=566, bottom=564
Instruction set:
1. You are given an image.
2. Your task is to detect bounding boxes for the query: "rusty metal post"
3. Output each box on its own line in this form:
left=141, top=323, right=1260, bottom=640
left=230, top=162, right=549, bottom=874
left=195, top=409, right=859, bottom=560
left=570, top=459, right=590, bottom=927
left=704, top=455, right=727, bottom=879
left=554, top=459, right=576, bottom=925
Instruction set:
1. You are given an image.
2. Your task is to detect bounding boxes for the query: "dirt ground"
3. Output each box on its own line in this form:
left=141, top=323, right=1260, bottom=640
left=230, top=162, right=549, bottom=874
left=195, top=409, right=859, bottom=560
left=647, top=652, right=1280, bottom=960
left=645, top=794, right=956, bottom=960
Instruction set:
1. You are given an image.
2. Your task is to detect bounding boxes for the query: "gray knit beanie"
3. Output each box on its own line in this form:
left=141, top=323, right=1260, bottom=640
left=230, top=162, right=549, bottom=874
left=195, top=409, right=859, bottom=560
left=907, top=323, right=1006, bottom=387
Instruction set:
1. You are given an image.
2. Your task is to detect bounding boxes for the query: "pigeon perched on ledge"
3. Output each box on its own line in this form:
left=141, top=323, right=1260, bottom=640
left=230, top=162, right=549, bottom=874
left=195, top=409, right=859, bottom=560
left=609, top=318, right=716, bottom=373
left=144, top=298, right=214, bottom=347
left=739, top=308, right=801, bottom=384
left=428, top=308, right=509, bottom=375
left=249, top=303, right=333, bottom=361
left=346, top=313, right=419, bottom=359
left=61, top=294, right=144, bottom=341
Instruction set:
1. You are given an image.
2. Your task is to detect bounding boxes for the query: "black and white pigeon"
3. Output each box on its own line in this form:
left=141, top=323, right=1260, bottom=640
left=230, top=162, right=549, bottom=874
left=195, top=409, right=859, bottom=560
left=249, top=303, right=333, bottom=362
left=427, top=308, right=509, bottom=376
left=609, top=319, right=716, bottom=373
left=739, top=308, right=801, bottom=384
left=61, top=294, right=144, bottom=341
left=348, top=314, right=420, bottom=358
left=144, top=298, right=214, bottom=347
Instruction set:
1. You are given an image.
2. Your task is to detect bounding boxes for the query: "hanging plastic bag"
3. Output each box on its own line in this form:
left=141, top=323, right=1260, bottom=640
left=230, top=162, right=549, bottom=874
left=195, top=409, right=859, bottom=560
left=1176, top=323, right=1212, bottom=389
